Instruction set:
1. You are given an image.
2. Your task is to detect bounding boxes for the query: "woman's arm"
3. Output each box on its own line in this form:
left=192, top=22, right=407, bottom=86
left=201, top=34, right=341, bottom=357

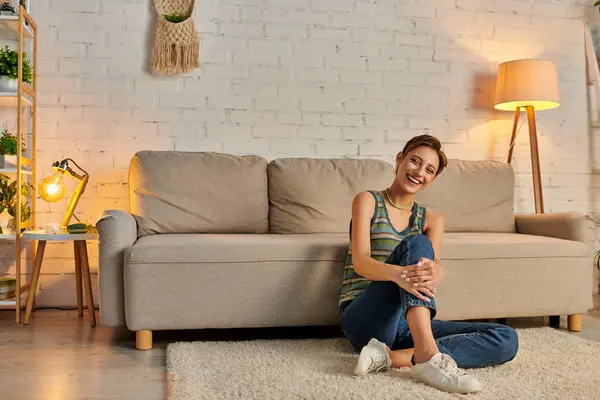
left=424, top=210, right=445, bottom=283
left=350, top=191, right=397, bottom=282
left=400, top=210, right=445, bottom=290
left=351, top=192, right=432, bottom=302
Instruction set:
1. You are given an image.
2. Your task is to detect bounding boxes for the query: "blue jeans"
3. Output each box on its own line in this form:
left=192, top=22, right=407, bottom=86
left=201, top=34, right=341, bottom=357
left=340, top=234, right=519, bottom=369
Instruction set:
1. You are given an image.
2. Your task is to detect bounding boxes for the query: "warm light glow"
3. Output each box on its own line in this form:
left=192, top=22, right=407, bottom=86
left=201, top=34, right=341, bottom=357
left=494, top=100, right=560, bottom=111
left=39, top=172, right=66, bottom=202
left=46, top=183, right=60, bottom=195
left=494, top=59, right=560, bottom=111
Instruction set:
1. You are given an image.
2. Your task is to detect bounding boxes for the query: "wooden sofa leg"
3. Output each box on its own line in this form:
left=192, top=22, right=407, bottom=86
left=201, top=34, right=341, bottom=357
left=136, top=330, right=153, bottom=350
left=567, top=315, right=582, bottom=332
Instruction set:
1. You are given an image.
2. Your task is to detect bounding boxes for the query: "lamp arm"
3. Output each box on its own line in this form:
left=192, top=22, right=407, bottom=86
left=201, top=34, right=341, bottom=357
left=64, top=158, right=89, bottom=181
left=60, top=174, right=89, bottom=228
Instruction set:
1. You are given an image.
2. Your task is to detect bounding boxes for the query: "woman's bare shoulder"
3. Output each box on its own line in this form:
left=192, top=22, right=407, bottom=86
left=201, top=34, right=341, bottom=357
left=423, top=208, right=444, bottom=231
left=352, top=191, right=376, bottom=218
left=353, top=191, right=376, bottom=206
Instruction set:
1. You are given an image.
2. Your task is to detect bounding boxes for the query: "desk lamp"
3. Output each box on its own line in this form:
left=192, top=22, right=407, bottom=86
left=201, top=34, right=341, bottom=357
left=38, top=158, right=89, bottom=229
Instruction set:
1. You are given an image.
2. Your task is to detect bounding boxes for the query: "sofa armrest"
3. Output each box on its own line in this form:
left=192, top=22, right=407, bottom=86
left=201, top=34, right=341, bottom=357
left=97, top=209, right=138, bottom=327
left=514, top=212, right=595, bottom=244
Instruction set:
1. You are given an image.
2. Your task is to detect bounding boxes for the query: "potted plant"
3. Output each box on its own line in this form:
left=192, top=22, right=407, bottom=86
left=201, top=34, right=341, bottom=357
left=0, top=129, right=20, bottom=168
left=0, top=174, right=31, bottom=234
left=0, top=45, right=32, bottom=92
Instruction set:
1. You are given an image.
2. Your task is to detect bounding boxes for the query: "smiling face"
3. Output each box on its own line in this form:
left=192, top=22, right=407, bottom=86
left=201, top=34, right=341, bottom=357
left=395, top=145, right=441, bottom=194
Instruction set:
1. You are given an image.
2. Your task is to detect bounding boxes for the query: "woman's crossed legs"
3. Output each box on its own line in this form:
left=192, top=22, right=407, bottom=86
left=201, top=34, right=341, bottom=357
left=340, top=234, right=519, bottom=392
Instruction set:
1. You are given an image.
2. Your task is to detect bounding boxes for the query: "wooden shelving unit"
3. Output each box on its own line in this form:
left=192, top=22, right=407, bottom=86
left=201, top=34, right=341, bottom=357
left=0, top=6, right=37, bottom=324
left=0, top=14, right=33, bottom=39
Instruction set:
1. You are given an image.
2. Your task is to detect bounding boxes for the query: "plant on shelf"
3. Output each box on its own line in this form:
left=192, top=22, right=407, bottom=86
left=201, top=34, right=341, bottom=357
left=0, top=174, right=32, bottom=233
left=0, top=129, right=26, bottom=154
left=0, top=129, right=17, bottom=155
left=0, top=129, right=26, bottom=168
left=7, top=198, right=30, bottom=222
left=0, top=45, right=33, bottom=88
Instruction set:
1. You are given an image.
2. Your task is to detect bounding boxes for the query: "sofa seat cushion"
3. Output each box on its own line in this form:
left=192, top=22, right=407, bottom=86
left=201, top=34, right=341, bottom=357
left=441, top=232, right=588, bottom=260
left=123, top=233, right=350, bottom=330
left=125, top=233, right=349, bottom=264
left=122, top=232, right=590, bottom=330
left=125, top=232, right=586, bottom=265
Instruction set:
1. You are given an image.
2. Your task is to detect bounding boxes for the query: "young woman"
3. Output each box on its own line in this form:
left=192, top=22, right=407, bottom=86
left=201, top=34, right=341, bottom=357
left=339, top=135, right=519, bottom=394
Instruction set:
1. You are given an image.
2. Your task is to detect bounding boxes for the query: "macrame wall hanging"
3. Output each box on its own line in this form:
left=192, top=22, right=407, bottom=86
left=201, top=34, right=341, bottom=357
left=151, top=0, right=200, bottom=75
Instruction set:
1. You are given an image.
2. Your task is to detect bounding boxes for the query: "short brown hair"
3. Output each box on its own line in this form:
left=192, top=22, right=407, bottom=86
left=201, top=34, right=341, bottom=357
left=399, top=134, right=447, bottom=176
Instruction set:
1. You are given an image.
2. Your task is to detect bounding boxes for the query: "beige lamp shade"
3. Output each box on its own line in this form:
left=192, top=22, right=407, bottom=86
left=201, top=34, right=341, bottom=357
left=494, top=59, right=560, bottom=111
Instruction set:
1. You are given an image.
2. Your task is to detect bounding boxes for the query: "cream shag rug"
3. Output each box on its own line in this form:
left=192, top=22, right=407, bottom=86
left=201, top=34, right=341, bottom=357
left=166, top=327, right=600, bottom=399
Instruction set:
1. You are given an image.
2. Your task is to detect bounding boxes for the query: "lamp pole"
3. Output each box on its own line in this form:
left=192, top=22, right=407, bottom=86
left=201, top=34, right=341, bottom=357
left=506, top=106, right=544, bottom=214
left=526, top=105, right=544, bottom=214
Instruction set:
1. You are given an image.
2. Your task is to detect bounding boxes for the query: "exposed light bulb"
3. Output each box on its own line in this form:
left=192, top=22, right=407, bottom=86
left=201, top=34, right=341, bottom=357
left=39, top=172, right=66, bottom=203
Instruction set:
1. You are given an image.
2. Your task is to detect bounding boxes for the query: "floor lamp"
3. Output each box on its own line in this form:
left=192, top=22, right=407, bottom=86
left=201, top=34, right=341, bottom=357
left=493, top=59, right=561, bottom=214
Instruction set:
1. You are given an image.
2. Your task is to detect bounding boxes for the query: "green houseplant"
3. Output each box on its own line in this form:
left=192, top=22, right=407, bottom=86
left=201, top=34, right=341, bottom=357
left=0, top=129, right=17, bottom=155
left=0, top=45, right=32, bottom=92
left=164, top=14, right=187, bottom=22
left=0, top=174, right=32, bottom=233
left=0, top=129, right=26, bottom=169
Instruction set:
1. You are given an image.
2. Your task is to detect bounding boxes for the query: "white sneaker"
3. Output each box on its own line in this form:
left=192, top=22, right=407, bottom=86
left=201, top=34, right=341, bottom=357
left=353, top=338, right=392, bottom=376
left=410, top=353, right=482, bottom=393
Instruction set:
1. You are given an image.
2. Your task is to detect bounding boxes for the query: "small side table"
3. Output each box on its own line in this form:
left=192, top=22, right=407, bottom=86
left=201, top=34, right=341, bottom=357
left=22, top=232, right=98, bottom=326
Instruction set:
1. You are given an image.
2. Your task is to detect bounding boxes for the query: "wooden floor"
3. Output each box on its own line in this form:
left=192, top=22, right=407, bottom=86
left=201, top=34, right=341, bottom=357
left=1, top=294, right=599, bottom=400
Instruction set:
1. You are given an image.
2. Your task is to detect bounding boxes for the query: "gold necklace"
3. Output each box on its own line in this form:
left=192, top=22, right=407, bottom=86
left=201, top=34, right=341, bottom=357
left=385, top=188, right=414, bottom=211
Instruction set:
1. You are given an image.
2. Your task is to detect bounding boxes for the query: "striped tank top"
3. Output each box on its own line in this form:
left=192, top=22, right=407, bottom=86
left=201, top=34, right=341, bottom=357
left=339, top=190, right=426, bottom=308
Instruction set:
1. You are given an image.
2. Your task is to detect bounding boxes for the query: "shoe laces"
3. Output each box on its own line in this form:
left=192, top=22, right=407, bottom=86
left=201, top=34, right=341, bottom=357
left=438, top=354, right=467, bottom=379
left=370, top=353, right=389, bottom=373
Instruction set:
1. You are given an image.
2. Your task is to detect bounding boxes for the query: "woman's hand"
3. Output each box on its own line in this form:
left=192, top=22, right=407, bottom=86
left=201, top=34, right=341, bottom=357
left=401, top=258, right=440, bottom=294
left=391, top=265, right=435, bottom=303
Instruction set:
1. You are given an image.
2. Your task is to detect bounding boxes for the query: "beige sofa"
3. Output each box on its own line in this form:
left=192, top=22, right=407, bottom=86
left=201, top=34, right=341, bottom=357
left=97, top=151, right=595, bottom=350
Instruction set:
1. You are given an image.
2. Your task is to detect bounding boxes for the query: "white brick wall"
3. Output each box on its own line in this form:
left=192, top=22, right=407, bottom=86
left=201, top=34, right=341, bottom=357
left=5, top=0, right=595, bottom=306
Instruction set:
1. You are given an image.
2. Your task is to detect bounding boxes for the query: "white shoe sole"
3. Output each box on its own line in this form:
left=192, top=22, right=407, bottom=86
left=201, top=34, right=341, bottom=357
left=411, top=372, right=482, bottom=393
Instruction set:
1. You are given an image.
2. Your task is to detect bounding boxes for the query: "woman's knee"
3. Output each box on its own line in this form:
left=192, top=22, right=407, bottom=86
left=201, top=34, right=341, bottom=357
left=405, top=234, right=434, bottom=254
left=493, top=324, right=519, bottom=363
left=405, top=233, right=431, bottom=246
left=390, top=234, right=434, bottom=265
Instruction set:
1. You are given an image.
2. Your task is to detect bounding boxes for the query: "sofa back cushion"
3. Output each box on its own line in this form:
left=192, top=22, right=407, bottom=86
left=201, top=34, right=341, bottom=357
left=415, top=159, right=515, bottom=232
left=129, top=151, right=268, bottom=236
left=268, top=158, right=395, bottom=233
